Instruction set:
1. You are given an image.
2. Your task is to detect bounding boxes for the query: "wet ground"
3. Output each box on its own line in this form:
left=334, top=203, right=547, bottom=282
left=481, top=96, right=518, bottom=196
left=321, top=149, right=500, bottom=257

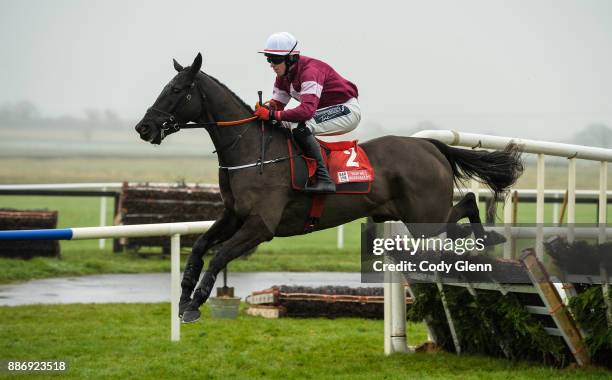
left=0, top=272, right=378, bottom=306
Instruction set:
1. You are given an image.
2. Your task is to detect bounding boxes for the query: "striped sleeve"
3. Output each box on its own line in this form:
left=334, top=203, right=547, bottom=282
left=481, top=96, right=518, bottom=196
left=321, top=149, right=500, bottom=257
left=271, top=76, right=291, bottom=105
left=278, top=69, right=324, bottom=122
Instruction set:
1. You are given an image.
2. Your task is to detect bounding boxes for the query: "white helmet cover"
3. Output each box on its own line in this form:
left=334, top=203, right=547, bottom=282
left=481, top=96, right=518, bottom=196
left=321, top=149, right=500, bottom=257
left=258, top=32, right=300, bottom=56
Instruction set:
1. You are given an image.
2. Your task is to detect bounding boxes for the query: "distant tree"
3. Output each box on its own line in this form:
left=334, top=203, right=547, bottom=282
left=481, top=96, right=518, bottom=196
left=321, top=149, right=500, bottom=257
left=85, top=109, right=102, bottom=128
left=103, top=109, right=122, bottom=128
left=84, top=108, right=125, bottom=129
left=0, top=100, right=41, bottom=125
left=570, top=123, right=612, bottom=148
left=0, top=100, right=130, bottom=130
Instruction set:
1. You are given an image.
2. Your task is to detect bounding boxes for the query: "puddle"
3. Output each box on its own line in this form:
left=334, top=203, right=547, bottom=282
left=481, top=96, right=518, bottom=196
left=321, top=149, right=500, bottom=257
left=0, top=272, right=374, bottom=306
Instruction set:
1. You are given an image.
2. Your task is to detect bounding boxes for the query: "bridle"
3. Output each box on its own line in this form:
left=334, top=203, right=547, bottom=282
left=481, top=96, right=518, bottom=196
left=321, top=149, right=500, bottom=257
left=147, top=81, right=258, bottom=141
left=146, top=76, right=292, bottom=173
left=147, top=82, right=196, bottom=137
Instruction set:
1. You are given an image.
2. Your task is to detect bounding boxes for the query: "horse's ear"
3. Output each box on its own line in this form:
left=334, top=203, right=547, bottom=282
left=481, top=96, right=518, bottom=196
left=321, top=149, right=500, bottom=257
left=173, top=59, right=184, bottom=72
left=189, top=53, right=203, bottom=78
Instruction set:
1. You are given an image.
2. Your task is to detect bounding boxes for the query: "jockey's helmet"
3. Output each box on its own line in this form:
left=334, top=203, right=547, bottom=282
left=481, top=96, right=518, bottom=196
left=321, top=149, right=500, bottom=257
left=259, top=32, right=300, bottom=65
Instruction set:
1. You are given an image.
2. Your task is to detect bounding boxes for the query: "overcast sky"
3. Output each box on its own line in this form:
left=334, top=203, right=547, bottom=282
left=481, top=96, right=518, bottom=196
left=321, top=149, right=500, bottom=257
left=1, top=0, right=611, bottom=140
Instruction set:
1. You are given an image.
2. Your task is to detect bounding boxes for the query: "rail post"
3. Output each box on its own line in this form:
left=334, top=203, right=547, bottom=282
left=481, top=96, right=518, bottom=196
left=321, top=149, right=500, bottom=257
left=337, top=225, right=344, bottom=249
left=171, top=233, right=181, bottom=342
left=99, top=187, right=107, bottom=249
left=536, top=154, right=545, bottom=259
left=383, top=222, right=409, bottom=355
left=567, top=158, right=576, bottom=242
left=503, top=192, right=512, bottom=259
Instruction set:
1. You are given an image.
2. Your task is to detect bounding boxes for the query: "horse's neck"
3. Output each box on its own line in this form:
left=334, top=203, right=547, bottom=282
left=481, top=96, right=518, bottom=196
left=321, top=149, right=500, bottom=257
left=196, top=74, right=283, bottom=167
left=197, top=73, right=251, bottom=122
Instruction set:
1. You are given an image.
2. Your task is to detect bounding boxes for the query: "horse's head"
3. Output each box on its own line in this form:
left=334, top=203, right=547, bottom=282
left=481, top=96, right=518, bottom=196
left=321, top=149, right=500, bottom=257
left=135, top=53, right=204, bottom=144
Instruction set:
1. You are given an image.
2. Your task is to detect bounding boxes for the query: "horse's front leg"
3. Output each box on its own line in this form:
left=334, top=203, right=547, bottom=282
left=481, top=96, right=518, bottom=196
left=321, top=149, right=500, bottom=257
left=179, top=209, right=241, bottom=317
left=182, top=214, right=274, bottom=323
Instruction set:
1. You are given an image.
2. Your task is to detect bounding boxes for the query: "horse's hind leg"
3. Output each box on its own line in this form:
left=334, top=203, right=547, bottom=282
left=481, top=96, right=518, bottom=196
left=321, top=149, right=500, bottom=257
left=447, top=192, right=505, bottom=246
left=179, top=209, right=241, bottom=316
left=446, top=193, right=482, bottom=238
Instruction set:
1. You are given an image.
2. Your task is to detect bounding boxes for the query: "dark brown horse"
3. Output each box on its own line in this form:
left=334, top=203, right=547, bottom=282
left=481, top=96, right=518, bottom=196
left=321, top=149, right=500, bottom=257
left=135, top=53, right=523, bottom=323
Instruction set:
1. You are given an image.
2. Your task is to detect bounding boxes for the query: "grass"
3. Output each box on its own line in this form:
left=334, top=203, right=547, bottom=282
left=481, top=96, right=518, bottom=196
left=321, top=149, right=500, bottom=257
left=0, top=158, right=611, bottom=284
left=1, top=158, right=612, bottom=377
left=0, top=195, right=364, bottom=283
left=0, top=157, right=219, bottom=184
left=2, top=156, right=612, bottom=188
left=0, top=303, right=610, bottom=379
left=0, top=190, right=610, bottom=283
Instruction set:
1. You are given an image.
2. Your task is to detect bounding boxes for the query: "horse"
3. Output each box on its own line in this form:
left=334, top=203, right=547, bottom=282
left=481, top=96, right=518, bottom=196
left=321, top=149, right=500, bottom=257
left=135, top=53, right=523, bottom=323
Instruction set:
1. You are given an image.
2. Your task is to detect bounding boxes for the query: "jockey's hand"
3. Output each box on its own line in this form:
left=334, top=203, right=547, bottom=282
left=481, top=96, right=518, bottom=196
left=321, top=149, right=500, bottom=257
left=268, top=99, right=285, bottom=111
left=254, top=101, right=272, bottom=110
left=254, top=104, right=274, bottom=121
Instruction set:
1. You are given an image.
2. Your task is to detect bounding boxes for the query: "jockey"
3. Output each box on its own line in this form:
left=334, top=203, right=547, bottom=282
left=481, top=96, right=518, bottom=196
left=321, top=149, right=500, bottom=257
left=254, top=32, right=361, bottom=193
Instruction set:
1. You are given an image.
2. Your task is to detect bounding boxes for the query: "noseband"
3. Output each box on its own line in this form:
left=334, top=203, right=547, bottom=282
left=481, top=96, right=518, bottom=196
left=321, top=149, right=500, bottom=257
left=147, top=82, right=201, bottom=138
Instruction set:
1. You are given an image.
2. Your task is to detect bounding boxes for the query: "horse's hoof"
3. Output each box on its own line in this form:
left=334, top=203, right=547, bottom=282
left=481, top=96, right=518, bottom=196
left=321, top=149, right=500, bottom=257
left=182, top=309, right=201, bottom=324
left=179, top=299, right=192, bottom=318
left=483, top=231, right=506, bottom=247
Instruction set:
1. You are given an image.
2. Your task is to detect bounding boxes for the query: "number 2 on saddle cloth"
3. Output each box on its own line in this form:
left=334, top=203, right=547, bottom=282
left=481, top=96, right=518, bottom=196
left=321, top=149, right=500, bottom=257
left=287, top=138, right=375, bottom=231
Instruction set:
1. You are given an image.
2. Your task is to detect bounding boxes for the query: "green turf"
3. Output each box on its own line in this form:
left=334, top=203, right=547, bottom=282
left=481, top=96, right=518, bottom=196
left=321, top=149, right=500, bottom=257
left=0, top=303, right=609, bottom=379
left=0, top=193, right=610, bottom=283
left=0, top=160, right=610, bottom=284
left=0, top=157, right=219, bottom=184
left=2, top=158, right=612, bottom=190
left=0, top=195, right=364, bottom=283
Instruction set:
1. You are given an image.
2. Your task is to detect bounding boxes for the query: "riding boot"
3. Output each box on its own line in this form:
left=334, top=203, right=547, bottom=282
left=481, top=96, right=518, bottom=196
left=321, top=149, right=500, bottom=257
left=293, top=123, right=336, bottom=194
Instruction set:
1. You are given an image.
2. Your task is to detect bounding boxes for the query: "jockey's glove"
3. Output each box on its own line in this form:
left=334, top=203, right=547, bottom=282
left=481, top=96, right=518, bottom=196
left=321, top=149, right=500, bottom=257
left=254, top=103, right=279, bottom=121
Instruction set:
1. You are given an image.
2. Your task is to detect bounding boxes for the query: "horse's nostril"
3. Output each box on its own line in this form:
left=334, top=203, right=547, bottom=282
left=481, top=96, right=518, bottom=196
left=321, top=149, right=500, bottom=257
left=136, top=124, right=150, bottom=134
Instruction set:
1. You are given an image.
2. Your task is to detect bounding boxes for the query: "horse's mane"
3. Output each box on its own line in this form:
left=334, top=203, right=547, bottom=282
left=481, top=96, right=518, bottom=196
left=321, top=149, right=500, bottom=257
left=202, top=72, right=254, bottom=113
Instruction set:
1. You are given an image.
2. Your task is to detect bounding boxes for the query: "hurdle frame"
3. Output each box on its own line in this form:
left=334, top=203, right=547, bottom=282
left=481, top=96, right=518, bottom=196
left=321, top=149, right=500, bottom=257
left=0, top=221, right=215, bottom=342
left=413, top=129, right=612, bottom=258
left=382, top=130, right=612, bottom=355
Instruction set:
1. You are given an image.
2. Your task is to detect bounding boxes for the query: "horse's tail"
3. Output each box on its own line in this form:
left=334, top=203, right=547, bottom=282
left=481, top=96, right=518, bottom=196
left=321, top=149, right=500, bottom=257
left=425, top=138, right=524, bottom=205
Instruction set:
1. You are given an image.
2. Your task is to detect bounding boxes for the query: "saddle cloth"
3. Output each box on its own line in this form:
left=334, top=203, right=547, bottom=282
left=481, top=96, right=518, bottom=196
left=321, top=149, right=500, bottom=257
left=288, top=138, right=374, bottom=194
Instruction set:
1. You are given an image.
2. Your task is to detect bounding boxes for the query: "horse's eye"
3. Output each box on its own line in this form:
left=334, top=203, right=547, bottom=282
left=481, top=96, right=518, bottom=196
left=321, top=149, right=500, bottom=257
left=172, top=87, right=181, bottom=93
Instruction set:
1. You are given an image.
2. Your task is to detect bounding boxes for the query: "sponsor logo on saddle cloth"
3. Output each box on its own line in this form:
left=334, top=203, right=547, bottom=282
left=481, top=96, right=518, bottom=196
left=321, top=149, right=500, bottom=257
left=317, top=140, right=374, bottom=184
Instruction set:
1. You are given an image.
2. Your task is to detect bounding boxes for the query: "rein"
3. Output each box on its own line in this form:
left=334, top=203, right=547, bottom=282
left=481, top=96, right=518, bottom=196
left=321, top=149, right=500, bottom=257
left=148, top=79, right=258, bottom=136
left=149, top=76, right=284, bottom=172
left=168, top=115, right=258, bottom=130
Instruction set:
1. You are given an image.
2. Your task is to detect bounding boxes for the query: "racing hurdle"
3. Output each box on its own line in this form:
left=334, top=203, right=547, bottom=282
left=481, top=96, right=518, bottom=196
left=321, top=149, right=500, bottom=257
left=413, top=130, right=612, bottom=257
left=0, top=221, right=214, bottom=342
left=382, top=130, right=612, bottom=357
left=0, top=182, right=349, bottom=250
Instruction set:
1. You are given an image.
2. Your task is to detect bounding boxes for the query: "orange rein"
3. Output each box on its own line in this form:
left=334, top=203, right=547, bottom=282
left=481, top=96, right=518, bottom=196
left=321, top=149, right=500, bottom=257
left=216, top=115, right=259, bottom=127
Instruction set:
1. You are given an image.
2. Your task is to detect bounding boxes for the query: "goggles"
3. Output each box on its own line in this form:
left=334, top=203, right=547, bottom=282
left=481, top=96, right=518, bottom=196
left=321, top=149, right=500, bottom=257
left=266, top=55, right=286, bottom=65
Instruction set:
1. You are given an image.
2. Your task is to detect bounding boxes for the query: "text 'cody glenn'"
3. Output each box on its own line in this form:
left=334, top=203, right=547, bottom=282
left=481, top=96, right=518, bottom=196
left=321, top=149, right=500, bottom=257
left=369, top=235, right=493, bottom=274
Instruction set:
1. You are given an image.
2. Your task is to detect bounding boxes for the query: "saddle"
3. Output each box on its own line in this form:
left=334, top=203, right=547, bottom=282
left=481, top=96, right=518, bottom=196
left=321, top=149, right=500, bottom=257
left=286, top=136, right=375, bottom=232
left=287, top=139, right=374, bottom=194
